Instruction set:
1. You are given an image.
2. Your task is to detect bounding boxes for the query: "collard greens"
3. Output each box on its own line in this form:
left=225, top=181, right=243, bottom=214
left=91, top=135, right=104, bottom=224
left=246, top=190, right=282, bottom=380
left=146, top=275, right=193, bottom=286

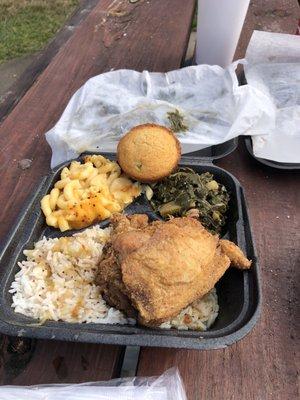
left=150, top=168, right=229, bottom=234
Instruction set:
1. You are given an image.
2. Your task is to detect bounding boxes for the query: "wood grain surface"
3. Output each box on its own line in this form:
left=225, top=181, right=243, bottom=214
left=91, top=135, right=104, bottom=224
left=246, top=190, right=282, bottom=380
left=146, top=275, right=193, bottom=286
left=0, top=0, right=196, bottom=384
left=0, top=336, right=123, bottom=384
left=137, top=142, right=300, bottom=400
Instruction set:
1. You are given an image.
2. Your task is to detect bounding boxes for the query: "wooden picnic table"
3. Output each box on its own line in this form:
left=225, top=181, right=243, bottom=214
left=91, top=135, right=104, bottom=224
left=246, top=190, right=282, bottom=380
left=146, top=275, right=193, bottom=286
left=0, top=0, right=299, bottom=398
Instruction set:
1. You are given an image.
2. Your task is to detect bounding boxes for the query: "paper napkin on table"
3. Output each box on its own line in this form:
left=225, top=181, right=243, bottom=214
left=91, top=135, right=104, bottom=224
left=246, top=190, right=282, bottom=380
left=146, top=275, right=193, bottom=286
left=244, top=30, right=300, bottom=163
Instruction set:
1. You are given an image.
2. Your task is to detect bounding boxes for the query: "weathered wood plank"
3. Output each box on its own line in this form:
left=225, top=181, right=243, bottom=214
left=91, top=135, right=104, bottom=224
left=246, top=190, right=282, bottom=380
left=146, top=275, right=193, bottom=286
left=0, top=336, right=123, bottom=384
left=0, top=0, right=196, bottom=385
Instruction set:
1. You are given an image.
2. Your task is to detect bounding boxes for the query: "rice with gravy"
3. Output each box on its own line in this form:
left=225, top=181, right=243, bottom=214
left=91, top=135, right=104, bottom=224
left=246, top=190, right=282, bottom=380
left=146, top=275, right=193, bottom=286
left=10, top=226, right=132, bottom=324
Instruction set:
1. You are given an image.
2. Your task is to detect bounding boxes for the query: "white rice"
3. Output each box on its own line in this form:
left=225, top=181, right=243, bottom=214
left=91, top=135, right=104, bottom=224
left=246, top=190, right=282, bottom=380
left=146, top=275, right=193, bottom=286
left=10, top=225, right=219, bottom=330
left=10, top=226, right=132, bottom=325
left=161, top=289, right=219, bottom=331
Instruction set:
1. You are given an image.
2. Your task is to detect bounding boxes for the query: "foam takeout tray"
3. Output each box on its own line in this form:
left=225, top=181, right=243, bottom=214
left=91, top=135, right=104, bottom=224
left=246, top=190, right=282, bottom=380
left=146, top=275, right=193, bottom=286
left=0, top=139, right=261, bottom=350
left=244, top=137, right=300, bottom=170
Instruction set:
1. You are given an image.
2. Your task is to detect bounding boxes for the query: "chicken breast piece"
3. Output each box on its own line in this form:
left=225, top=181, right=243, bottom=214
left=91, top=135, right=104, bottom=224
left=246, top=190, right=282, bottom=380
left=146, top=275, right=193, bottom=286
left=121, top=218, right=228, bottom=325
left=97, top=214, right=251, bottom=326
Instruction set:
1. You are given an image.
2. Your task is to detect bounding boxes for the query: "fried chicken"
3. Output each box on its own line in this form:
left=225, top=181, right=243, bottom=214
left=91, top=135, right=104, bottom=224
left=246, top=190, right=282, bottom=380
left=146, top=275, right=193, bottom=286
left=96, top=214, right=251, bottom=326
left=95, top=214, right=151, bottom=318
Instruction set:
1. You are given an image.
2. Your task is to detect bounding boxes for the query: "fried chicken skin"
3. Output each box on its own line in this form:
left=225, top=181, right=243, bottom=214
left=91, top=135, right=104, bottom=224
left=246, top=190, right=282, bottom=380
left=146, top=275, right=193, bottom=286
left=96, top=214, right=251, bottom=326
left=95, top=214, right=150, bottom=318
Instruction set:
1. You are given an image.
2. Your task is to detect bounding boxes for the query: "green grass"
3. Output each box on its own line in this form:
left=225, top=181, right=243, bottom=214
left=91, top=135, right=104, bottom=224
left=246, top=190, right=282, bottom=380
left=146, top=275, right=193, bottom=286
left=192, top=6, right=197, bottom=30
left=0, top=0, right=79, bottom=63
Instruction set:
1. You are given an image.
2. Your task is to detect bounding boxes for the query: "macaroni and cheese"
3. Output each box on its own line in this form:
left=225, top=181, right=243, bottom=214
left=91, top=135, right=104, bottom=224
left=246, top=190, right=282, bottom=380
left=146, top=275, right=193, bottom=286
left=41, top=155, right=141, bottom=231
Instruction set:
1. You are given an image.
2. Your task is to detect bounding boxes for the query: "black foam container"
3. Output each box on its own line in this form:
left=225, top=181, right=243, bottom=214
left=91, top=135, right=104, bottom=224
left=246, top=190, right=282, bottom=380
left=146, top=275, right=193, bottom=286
left=0, top=140, right=261, bottom=349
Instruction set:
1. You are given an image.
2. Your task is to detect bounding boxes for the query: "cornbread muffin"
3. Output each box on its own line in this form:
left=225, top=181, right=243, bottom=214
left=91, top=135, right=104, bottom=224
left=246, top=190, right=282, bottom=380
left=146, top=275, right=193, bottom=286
left=117, top=124, right=181, bottom=182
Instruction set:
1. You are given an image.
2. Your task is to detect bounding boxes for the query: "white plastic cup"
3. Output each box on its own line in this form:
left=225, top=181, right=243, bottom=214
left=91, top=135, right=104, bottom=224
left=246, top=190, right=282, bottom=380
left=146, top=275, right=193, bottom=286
left=195, top=0, right=250, bottom=67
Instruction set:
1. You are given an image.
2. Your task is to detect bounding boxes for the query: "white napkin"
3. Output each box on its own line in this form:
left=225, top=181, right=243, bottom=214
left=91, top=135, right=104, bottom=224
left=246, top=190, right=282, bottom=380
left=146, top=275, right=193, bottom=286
left=244, top=30, right=300, bottom=163
left=45, top=62, right=274, bottom=168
